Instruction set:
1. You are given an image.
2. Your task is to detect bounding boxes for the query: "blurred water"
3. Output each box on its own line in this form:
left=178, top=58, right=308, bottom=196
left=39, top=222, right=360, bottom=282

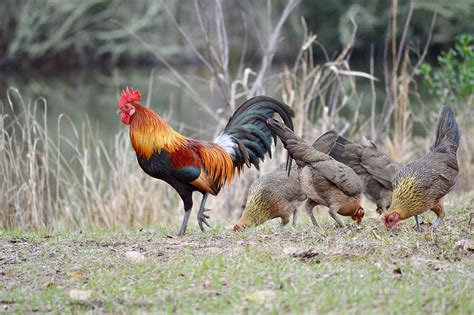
left=0, top=66, right=218, bottom=147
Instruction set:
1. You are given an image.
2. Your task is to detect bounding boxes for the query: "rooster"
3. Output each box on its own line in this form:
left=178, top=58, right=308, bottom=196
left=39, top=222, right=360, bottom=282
left=381, top=106, right=460, bottom=232
left=118, top=87, right=294, bottom=235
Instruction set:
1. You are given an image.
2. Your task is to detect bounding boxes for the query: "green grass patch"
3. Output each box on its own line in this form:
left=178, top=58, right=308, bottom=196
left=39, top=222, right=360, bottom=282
left=1, top=194, right=473, bottom=313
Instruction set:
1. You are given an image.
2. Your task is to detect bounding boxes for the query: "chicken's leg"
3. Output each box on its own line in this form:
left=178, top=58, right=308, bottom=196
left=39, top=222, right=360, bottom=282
left=328, top=207, right=345, bottom=228
left=292, top=209, right=298, bottom=227
left=178, top=209, right=192, bottom=236
left=376, top=207, right=383, bottom=215
left=429, top=216, right=442, bottom=232
left=197, top=193, right=212, bottom=232
left=414, top=215, right=422, bottom=232
left=429, top=202, right=444, bottom=232
left=177, top=191, right=194, bottom=236
left=305, top=200, right=320, bottom=228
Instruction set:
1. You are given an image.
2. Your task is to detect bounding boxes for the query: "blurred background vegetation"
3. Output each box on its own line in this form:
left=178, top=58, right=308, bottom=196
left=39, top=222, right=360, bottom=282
left=0, top=0, right=472, bottom=229
left=0, top=0, right=472, bottom=68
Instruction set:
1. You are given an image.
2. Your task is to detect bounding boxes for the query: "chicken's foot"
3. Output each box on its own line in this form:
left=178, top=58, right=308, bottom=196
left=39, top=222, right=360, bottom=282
left=197, top=193, right=212, bottom=232
left=328, top=208, right=345, bottom=228
left=429, top=216, right=442, bottom=232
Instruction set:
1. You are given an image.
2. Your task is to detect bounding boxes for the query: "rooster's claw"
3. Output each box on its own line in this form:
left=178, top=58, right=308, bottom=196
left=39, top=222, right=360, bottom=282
left=198, top=208, right=212, bottom=231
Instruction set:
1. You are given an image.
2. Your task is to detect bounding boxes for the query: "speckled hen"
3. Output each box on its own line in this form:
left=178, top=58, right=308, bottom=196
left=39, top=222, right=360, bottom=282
left=381, top=106, right=460, bottom=232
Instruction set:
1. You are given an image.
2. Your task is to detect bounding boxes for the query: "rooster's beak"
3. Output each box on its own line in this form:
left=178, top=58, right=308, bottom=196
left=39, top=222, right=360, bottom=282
left=116, top=109, right=121, bottom=114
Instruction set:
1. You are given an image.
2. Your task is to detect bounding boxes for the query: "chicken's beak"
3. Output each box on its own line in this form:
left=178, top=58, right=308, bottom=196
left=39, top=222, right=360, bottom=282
left=116, top=109, right=121, bottom=114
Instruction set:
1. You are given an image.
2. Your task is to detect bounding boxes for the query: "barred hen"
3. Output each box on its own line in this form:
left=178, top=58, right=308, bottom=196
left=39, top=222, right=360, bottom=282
left=119, top=87, right=294, bottom=235
left=267, top=119, right=364, bottom=227
left=381, top=106, right=460, bottom=232
left=330, top=135, right=401, bottom=214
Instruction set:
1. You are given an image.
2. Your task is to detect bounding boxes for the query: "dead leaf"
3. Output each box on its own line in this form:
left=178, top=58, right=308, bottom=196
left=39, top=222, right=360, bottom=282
left=432, top=263, right=447, bottom=271
left=292, top=250, right=319, bottom=262
left=41, top=281, right=54, bottom=289
left=283, top=246, right=299, bottom=255
left=125, top=251, right=146, bottom=263
left=69, top=289, right=93, bottom=302
left=393, top=267, right=402, bottom=275
left=70, top=271, right=85, bottom=279
left=202, top=280, right=213, bottom=291
left=372, top=229, right=382, bottom=240
left=246, top=290, right=276, bottom=304
left=453, top=240, right=474, bottom=253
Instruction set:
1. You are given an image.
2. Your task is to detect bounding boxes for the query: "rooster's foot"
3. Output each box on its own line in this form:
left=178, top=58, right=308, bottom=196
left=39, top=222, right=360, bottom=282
left=198, top=208, right=212, bottom=232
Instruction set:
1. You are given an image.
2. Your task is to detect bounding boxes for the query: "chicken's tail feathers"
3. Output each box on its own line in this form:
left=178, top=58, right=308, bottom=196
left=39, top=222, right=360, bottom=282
left=431, top=106, right=460, bottom=154
left=267, top=118, right=329, bottom=166
left=215, top=96, right=294, bottom=171
left=311, top=130, right=339, bottom=154
left=328, top=134, right=357, bottom=165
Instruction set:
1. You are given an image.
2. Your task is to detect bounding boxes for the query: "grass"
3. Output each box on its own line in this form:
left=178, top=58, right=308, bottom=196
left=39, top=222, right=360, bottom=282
left=1, top=193, right=473, bottom=314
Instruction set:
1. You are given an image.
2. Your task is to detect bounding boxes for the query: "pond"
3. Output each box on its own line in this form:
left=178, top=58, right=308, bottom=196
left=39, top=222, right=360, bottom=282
left=0, top=66, right=221, bottom=148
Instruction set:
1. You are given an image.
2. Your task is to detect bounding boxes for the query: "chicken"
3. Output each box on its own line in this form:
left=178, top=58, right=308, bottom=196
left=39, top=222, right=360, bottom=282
left=329, top=135, right=401, bottom=214
left=381, top=106, right=460, bottom=232
left=232, top=164, right=305, bottom=230
left=267, top=119, right=364, bottom=227
left=232, top=130, right=339, bottom=230
left=118, top=87, right=294, bottom=235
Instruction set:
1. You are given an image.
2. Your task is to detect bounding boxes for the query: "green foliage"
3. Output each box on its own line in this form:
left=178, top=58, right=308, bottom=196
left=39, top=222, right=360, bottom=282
left=419, top=34, right=474, bottom=106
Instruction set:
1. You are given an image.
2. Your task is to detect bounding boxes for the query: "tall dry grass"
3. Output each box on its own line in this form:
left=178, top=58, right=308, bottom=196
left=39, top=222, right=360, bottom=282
left=1, top=0, right=472, bottom=230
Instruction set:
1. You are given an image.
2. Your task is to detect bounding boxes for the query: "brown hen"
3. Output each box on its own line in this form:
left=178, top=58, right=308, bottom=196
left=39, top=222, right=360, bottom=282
left=267, top=119, right=364, bottom=227
left=330, top=135, right=401, bottom=214
left=232, top=130, right=339, bottom=230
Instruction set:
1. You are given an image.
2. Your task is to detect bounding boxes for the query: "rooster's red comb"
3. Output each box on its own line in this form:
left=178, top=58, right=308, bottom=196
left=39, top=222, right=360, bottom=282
left=119, top=86, right=141, bottom=109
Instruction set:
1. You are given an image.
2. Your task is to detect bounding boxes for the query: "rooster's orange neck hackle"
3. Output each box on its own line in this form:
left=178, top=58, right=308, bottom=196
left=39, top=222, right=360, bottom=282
left=130, top=105, right=187, bottom=159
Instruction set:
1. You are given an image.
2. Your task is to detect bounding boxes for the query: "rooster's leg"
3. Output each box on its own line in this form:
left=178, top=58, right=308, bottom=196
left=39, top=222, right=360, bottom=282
left=197, top=193, right=212, bottom=232
left=305, top=200, right=320, bottom=228
left=414, top=215, right=422, bottom=232
left=177, top=191, right=194, bottom=236
left=178, top=209, right=192, bottom=236
left=328, top=207, right=345, bottom=228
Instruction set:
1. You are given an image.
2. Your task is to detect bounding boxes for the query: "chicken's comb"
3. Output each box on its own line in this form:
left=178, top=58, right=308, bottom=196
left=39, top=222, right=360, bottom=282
left=119, top=86, right=141, bottom=108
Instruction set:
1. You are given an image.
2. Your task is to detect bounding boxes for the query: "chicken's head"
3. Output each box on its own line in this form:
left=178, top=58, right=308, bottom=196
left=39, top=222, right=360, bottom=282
left=231, top=223, right=248, bottom=232
left=381, top=212, right=401, bottom=230
left=351, top=206, right=365, bottom=223
left=119, top=87, right=141, bottom=124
